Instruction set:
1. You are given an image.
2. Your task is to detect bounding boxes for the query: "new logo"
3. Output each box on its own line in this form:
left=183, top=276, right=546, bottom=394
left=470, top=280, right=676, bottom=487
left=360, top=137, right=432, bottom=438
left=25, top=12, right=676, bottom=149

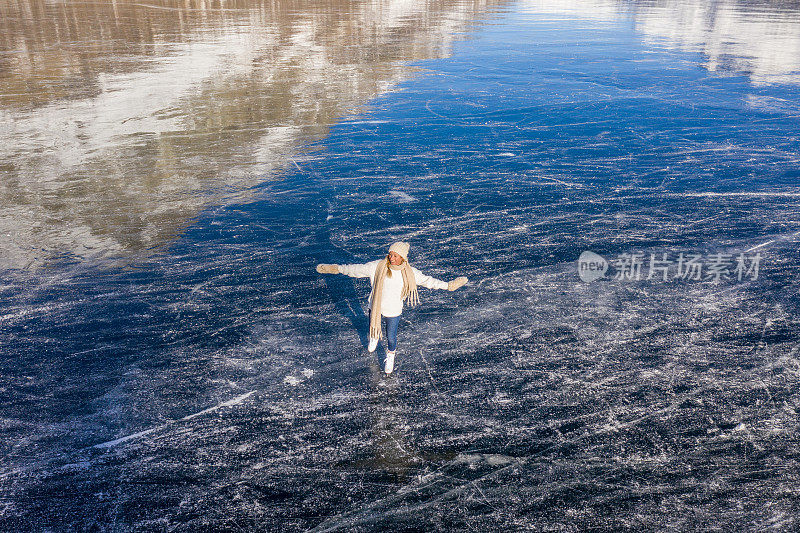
left=578, top=251, right=608, bottom=282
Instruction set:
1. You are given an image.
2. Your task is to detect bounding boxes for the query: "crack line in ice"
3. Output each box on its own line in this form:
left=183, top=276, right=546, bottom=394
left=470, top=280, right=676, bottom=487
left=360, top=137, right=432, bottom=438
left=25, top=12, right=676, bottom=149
left=92, top=391, right=255, bottom=450
left=678, top=192, right=800, bottom=197
left=425, top=99, right=451, bottom=121
left=745, top=229, right=800, bottom=253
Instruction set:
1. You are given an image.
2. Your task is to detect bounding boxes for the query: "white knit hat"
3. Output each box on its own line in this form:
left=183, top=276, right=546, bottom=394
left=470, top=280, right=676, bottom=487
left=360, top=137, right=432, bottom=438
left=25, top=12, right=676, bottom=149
left=388, top=241, right=410, bottom=261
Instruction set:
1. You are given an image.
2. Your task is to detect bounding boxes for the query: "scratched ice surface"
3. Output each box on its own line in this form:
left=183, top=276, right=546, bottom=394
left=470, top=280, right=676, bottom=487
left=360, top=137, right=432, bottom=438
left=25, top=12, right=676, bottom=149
left=2, top=0, right=800, bottom=531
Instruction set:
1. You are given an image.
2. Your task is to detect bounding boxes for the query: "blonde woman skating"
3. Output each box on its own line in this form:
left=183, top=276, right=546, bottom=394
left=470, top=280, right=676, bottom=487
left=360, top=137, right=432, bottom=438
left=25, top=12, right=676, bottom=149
left=316, top=241, right=467, bottom=374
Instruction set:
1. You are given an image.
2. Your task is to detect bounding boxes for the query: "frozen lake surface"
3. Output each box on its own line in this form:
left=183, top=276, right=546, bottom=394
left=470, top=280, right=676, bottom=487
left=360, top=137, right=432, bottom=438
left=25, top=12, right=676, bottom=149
left=1, top=0, right=799, bottom=530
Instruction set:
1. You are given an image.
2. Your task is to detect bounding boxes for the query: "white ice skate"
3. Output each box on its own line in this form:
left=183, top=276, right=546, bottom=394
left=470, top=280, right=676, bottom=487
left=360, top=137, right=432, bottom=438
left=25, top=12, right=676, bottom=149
left=384, top=350, right=395, bottom=374
left=368, top=337, right=379, bottom=353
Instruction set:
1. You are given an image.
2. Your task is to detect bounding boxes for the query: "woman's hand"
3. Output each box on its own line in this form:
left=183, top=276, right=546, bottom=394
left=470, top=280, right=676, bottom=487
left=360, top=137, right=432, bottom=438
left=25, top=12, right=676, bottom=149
left=448, top=277, right=468, bottom=291
left=316, top=264, right=340, bottom=274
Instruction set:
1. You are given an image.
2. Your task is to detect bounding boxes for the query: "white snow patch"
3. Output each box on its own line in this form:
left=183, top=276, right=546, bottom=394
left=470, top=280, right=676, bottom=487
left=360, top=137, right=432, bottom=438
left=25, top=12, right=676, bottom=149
left=283, top=375, right=301, bottom=386
left=453, top=453, right=515, bottom=467
left=60, top=461, right=92, bottom=471
left=387, top=190, right=417, bottom=203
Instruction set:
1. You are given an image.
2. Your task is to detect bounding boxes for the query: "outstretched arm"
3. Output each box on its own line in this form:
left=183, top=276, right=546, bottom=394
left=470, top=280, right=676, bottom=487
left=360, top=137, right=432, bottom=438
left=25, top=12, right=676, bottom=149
left=447, top=276, right=468, bottom=291
left=317, top=260, right=380, bottom=278
left=316, top=264, right=339, bottom=274
left=412, top=267, right=468, bottom=291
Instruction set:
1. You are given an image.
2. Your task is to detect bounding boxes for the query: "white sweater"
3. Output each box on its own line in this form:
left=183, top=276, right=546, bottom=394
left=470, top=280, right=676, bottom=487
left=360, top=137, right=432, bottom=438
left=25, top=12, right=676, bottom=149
left=339, top=259, right=448, bottom=317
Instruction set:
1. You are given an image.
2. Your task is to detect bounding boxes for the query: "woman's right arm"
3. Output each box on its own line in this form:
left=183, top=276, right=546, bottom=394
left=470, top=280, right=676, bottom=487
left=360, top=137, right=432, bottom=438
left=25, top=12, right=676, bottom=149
left=339, top=260, right=380, bottom=278
left=317, top=260, right=379, bottom=278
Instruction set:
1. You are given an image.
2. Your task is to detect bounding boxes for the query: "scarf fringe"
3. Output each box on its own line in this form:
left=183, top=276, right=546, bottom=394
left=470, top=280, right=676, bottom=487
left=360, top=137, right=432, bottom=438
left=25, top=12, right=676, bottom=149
left=369, top=258, right=419, bottom=339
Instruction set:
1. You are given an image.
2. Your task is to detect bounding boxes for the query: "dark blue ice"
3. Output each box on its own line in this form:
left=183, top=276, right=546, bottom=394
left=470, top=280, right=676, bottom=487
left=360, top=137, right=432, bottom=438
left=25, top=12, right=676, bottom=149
left=1, top=1, right=799, bottom=531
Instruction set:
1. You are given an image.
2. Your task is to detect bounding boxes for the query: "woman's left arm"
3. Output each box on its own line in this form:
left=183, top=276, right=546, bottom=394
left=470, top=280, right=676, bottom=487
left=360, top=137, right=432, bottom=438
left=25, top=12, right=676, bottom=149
left=412, top=267, right=467, bottom=291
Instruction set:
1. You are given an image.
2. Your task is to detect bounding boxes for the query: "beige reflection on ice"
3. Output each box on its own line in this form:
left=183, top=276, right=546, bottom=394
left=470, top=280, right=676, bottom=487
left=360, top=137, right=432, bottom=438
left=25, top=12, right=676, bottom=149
left=0, top=0, right=502, bottom=269
left=521, top=0, right=800, bottom=86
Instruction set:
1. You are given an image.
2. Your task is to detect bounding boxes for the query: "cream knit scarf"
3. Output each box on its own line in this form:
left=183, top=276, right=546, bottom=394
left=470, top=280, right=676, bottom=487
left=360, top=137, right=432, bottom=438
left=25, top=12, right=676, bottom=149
left=369, top=258, right=419, bottom=340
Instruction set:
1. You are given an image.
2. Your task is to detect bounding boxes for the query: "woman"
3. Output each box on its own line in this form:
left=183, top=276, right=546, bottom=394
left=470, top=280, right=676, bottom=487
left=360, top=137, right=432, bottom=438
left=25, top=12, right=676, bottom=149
left=316, top=241, right=467, bottom=374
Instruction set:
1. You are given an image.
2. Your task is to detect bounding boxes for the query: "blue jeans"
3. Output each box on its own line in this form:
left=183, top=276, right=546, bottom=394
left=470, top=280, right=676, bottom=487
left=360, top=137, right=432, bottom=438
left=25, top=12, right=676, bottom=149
left=370, top=311, right=400, bottom=352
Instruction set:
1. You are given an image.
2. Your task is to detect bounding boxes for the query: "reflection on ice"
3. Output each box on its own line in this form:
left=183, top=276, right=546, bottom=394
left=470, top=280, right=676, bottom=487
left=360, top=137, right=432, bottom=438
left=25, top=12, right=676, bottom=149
left=521, top=0, right=800, bottom=85
left=634, top=0, right=800, bottom=85
left=0, top=0, right=504, bottom=269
